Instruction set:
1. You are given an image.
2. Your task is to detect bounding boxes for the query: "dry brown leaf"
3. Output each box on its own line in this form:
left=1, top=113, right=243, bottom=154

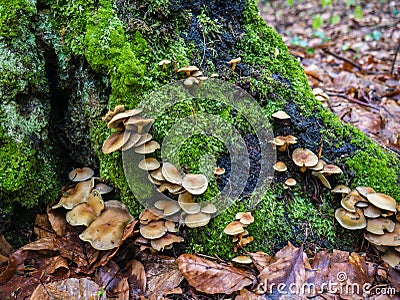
left=235, top=288, right=265, bottom=300
left=177, top=253, right=255, bottom=295
left=47, top=206, right=72, bottom=237
left=140, top=252, right=183, bottom=300
left=0, top=233, right=13, bottom=257
left=249, top=251, right=272, bottom=272
left=257, top=242, right=311, bottom=296
left=46, top=255, right=70, bottom=279
left=31, top=277, right=106, bottom=300
left=126, top=259, right=147, bottom=295
left=34, top=213, right=57, bottom=239
left=20, top=237, right=60, bottom=252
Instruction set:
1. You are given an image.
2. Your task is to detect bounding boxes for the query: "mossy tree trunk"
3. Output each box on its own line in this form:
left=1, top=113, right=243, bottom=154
left=1, top=0, right=399, bottom=255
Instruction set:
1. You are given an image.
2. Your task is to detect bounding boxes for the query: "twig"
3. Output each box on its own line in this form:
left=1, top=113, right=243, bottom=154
left=326, top=92, right=380, bottom=111
left=391, top=39, right=400, bottom=75
left=322, top=48, right=363, bottom=70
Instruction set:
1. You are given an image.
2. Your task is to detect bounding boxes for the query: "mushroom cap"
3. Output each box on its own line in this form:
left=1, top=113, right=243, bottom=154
left=272, top=110, right=291, bottom=120
left=102, top=105, right=125, bottom=123
left=356, top=186, right=375, bottom=198
left=52, top=179, right=94, bottom=209
left=292, top=148, right=319, bottom=168
left=239, top=236, right=254, bottom=247
left=138, top=158, right=160, bottom=171
left=224, top=221, right=245, bottom=235
left=364, top=223, right=400, bottom=246
left=274, top=135, right=297, bottom=146
left=335, top=208, right=366, bottom=230
left=154, top=200, right=181, bottom=216
left=366, top=217, right=395, bottom=235
left=79, top=200, right=134, bottom=250
left=201, top=203, right=217, bottom=214
left=150, top=168, right=166, bottom=181
left=320, top=164, right=343, bottom=175
left=107, top=109, right=143, bottom=129
left=210, top=73, right=219, bottom=78
left=273, top=161, right=287, bottom=172
left=140, top=220, right=167, bottom=239
left=312, top=171, right=331, bottom=189
left=69, top=167, right=94, bottom=182
left=382, top=250, right=400, bottom=268
left=164, top=220, right=178, bottom=233
left=158, top=59, right=171, bottom=66
left=285, top=178, right=297, bottom=187
left=309, top=159, right=326, bottom=171
left=134, top=140, right=160, bottom=154
left=66, top=190, right=105, bottom=227
left=232, top=256, right=252, bottom=264
left=158, top=183, right=183, bottom=194
left=332, top=185, right=351, bottom=194
left=183, top=76, right=199, bottom=86
left=227, top=57, right=241, bottom=64
left=182, top=174, right=208, bottom=195
left=341, top=190, right=368, bottom=213
left=94, top=183, right=113, bottom=194
left=124, top=117, right=154, bottom=129
left=121, top=133, right=141, bottom=151
left=177, top=66, right=199, bottom=74
left=192, top=70, right=203, bottom=77
left=161, top=163, right=182, bottom=185
left=184, top=212, right=211, bottom=228
left=366, top=193, right=397, bottom=212
left=178, top=192, right=201, bottom=214
left=139, top=208, right=162, bottom=224
left=235, top=212, right=254, bottom=225
left=102, top=131, right=131, bottom=154
left=148, top=174, right=163, bottom=185
left=150, top=233, right=184, bottom=251
left=362, top=205, right=382, bottom=218
left=134, top=134, right=153, bottom=147
left=214, top=167, right=226, bottom=176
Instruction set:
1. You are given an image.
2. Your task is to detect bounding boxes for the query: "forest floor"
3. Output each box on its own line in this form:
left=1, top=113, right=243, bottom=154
left=259, top=0, right=400, bottom=156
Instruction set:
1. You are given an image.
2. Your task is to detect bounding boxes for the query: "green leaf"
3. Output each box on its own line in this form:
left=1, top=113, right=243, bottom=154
left=354, top=5, right=363, bottom=19
left=312, top=14, right=323, bottom=31
left=286, top=0, right=294, bottom=5
left=329, top=14, right=340, bottom=24
left=321, top=0, right=332, bottom=7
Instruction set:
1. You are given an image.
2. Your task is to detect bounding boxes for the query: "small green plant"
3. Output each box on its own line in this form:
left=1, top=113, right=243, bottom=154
left=196, top=9, right=222, bottom=36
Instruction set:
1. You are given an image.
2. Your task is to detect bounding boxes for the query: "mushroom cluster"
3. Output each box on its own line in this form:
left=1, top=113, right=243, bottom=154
left=333, top=185, right=400, bottom=267
left=52, top=167, right=134, bottom=251
left=135, top=208, right=184, bottom=252
left=101, top=106, right=158, bottom=155
left=224, top=212, right=255, bottom=253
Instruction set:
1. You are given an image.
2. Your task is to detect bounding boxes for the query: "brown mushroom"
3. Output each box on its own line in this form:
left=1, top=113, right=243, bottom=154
left=162, top=163, right=182, bottom=185
left=382, top=250, right=400, bottom=268
left=150, top=168, right=166, bottom=181
left=272, top=135, right=298, bottom=152
left=134, top=133, right=153, bottom=147
left=366, top=193, right=397, bottom=212
left=201, top=203, right=217, bottom=214
left=356, top=186, right=375, bottom=198
left=154, top=200, right=181, bottom=217
left=224, top=221, right=245, bottom=235
left=102, top=131, right=131, bottom=154
left=158, top=183, right=183, bottom=194
left=182, top=173, right=208, bottom=195
left=121, top=132, right=141, bottom=151
left=273, top=161, right=287, bottom=172
left=362, top=205, right=382, bottom=218
left=139, top=208, right=162, bottom=224
left=177, top=66, right=199, bottom=77
left=52, top=179, right=94, bottom=209
left=319, top=164, right=343, bottom=176
left=366, top=218, right=395, bottom=235
left=107, top=109, right=143, bottom=129
left=214, top=167, right=226, bottom=176
left=309, top=159, right=326, bottom=172
left=232, top=256, right=252, bottom=264
left=94, top=183, right=113, bottom=195
left=151, top=233, right=184, bottom=251
left=292, top=148, right=319, bottom=172
left=335, top=208, right=366, bottom=230
left=138, top=158, right=160, bottom=171
left=235, top=212, right=254, bottom=225
left=134, top=140, right=160, bottom=154
left=341, top=190, right=368, bottom=213
left=124, top=117, right=154, bottom=134
left=102, top=105, right=125, bottom=123
left=69, top=167, right=94, bottom=182
left=183, top=76, right=199, bottom=86
left=272, top=110, right=291, bottom=120
left=158, top=59, right=171, bottom=70
left=79, top=200, right=134, bottom=250
left=332, top=185, right=351, bottom=195
left=284, top=178, right=297, bottom=187
left=227, top=57, right=241, bottom=71
left=312, top=171, right=331, bottom=189
left=66, top=190, right=105, bottom=227
left=184, top=212, right=211, bottom=228
left=140, top=220, right=167, bottom=239
left=178, top=192, right=201, bottom=214
left=364, top=223, right=400, bottom=246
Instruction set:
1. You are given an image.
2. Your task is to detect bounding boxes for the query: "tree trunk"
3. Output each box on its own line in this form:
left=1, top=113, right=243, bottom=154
left=0, top=0, right=399, bottom=255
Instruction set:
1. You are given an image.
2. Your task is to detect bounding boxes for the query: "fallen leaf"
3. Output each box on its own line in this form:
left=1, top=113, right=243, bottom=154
left=46, top=255, right=70, bottom=279
left=235, top=288, right=265, bottom=300
left=20, top=237, right=59, bottom=252
left=34, top=213, right=57, bottom=239
left=249, top=251, right=272, bottom=272
left=0, top=234, right=13, bottom=257
left=126, top=259, right=147, bottom=295
left=47, top=206, right=72, bottom=237
left=177, top=253, right=255, bottom=294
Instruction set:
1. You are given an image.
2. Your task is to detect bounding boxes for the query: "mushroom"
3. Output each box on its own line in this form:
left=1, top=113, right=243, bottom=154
left=162, top=162, right=182, bottom=185
left=79, top=200, right=134, bottom=250
left=364, top=223, right=400, bottom=246
left=312, top=171, right=331, bottom=189
left=139, top=208, right=162, bottom=224
left=201, top=203, right=217, bottom=214
left=138, top=158, right=160, bottom=171
left=52, top=179, right=94, bottom=209
left=332, top=185, right=351, bottom=195
left=158, top=183, right=183, bottom=194
left=134, top=140, right=160, bottom=154
left=232, top=256, right=252, bottom=264
left=94, top=183, right=113, bottom=195
left=309, top=159, right=326, bottom=172
left=121, top=133, right=141, bottom=151
left=239, top=236, right=254, bottom=247
left=382, top=250, right=400, bottom=268
left=154, top=200, right=181, bottom=217
left=124, top=117, right=154, bottom=134
left=292, top=148, right=319, bottom=172
left=192, top=70, right=203, bottom=77
left=151, top=233, right=184, bottom=251
left=164, top=220, right=178, bottom=233
left=341, top=190, right=368, bottom=213
left=210, top=73, right=219, bottom=79
left=69, top=167, right=94, bottom=182
left=272, top=110, right=291, bottom=120
left=182, top=173, right=208, bottom=195
left=102, top=105, right=125, bottom=123
left=178, top=192, right=201, bottom=214
left=66, top=190, right=105, bottom=227
left=272, top=135, right=297, bottom=152
left=177, top=66, right=199, bottom=77
left=134, top=134, right=153, bottom=147
left=235, top=212, right=254, bottom=225
left=140, top=220, right=167, bottom=240
left=366, top=193, right=397, bottom=212
left=183, top=76, right=199, bottom=86
left=148, top=174, right=163, bottom=185
left=319, top=164, right=343, bottom=176
left=284, top=178, right=297, bottom=187
left=197, top=76, right=208, bottom=88
left=214, top=167, right=226, bottom=176
left=184, top=212, right=211, bottom=228
left=227, top=57, right=241, bottom=71
left=224, top=221, right=245, bottom=235
left=356, top=186, right=375, bottom=198
left=366, top=218, right=395, bottom=235
left=312, top=88, right=329, bottom=102
left=107, top=109, right=143, bottom=129
left=273, top=161, right=287, bottom=172
left=158, top=59, right=171, bottom=70
left=150, top=168, right=166, bottom=181
left=362, top=205, right=382, bottom=218
left=102, top=131, right=131, bottom=154
left=335, top=208, right=366, bottom=230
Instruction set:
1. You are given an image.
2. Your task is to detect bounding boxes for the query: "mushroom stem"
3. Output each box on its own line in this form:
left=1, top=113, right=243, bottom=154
left=231, top=63, right=237, bottom=71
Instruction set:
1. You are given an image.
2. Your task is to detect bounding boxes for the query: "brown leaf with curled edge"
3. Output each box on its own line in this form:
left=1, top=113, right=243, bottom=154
left=34, top=213, right=57, bottom=239
left=139, top=252, right=183, bottom=300
left=20, top=237, right=60, bottom=252
left=0, top=233, right=13, bottom=257
left=177, top=254, right=255, bottom=295
left=46, top=255, right=70, bottom=279
left=125, top=259, right=146, bottom=296
left=257, top=242, right=311, bottom=296
left=31, top=277, right=106, bottom=300
left=249, top=251, right=272, bottom=273
left=47, top=206, right=72, bottom=237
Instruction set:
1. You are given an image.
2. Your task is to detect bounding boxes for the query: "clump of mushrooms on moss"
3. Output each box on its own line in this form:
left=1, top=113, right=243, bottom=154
left=333, top=185, right=400, bottom=267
